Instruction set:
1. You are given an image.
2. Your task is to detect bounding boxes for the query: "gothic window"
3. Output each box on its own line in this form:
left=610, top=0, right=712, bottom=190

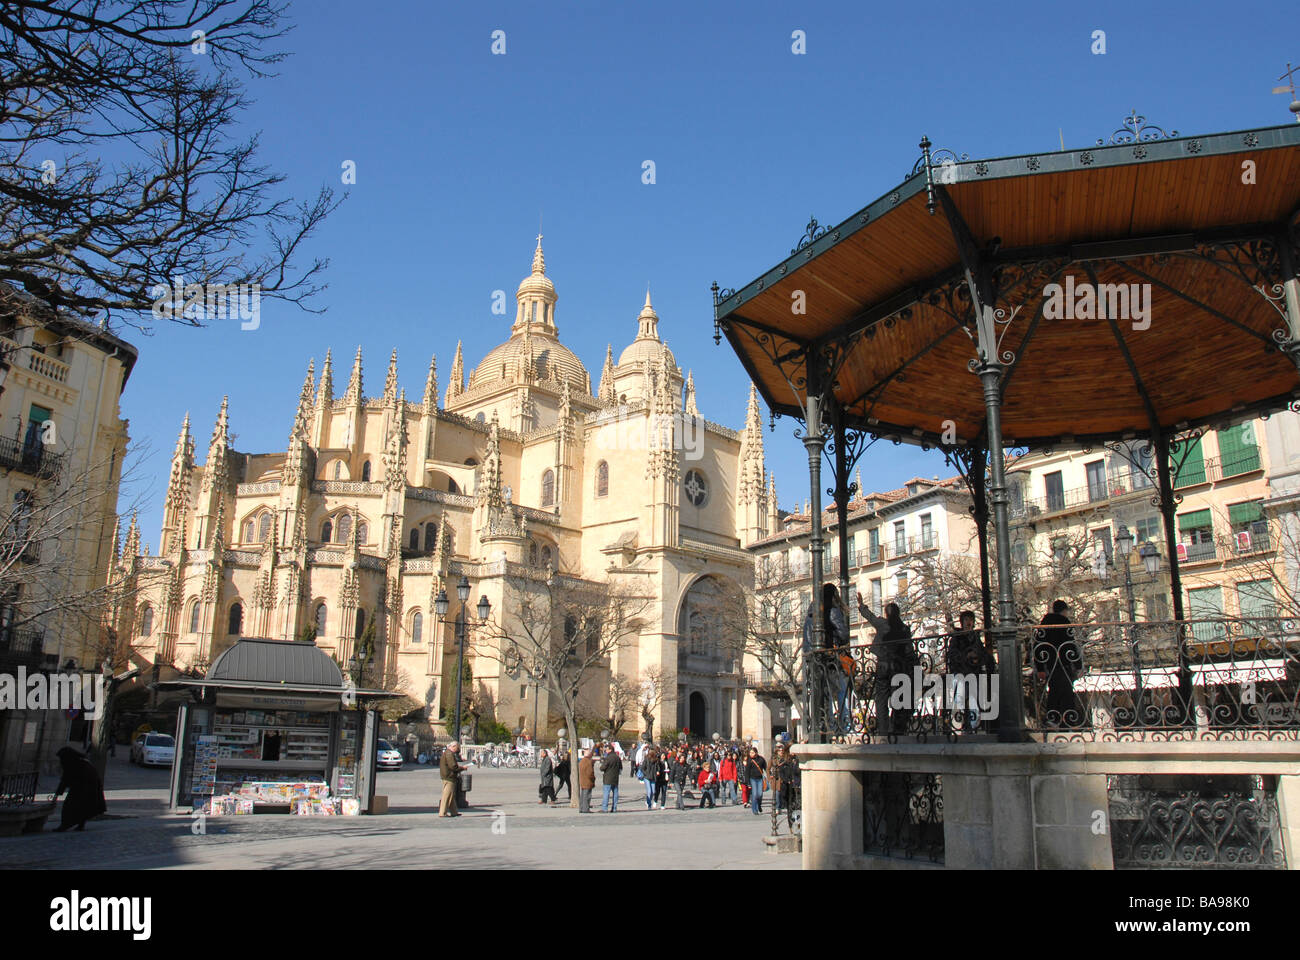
left=243, top=519, right=255, bottom=542
left=448, top=478, right=459, bottom=494
left=355, top=608, right=366, bottom=641
left=683, top=469, right=708, bottom=507
left=356, top=521, right=368, bottom=544
left=409, top=528, right=419, bottom=550
left=321, top=520, right=332, bottom=543
left=333, top=460, right=342, bottom=480
left=529, top=539, right=539, bottom=566
left=425, top=520, right=438, bottom=552
left=361, top=461, right=371, bottom=481
left=228, top=603, right=243, bottom=636
left=541, top=545, right=553, bottom=569
left=595, top=461, right=609, bottom=498
left=314, top=602, right=328, bottom=637
left=188, top=599, right=201, bottom=634
left=257, top=512, right=272, bottom=543
left=337, top=513, right=352, bottom=543
left=140, top=606, right=154, bottom=638
left=411, top=611, right=423, bottom=645
left=541, top=469, right=555, bottom=507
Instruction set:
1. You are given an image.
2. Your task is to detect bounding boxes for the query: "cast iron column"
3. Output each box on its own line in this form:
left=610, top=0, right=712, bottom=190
left=977, top=363, right=1026, bottom=741
left=1152, top=428, right=1193, bottom=719
left=803, top=359, right=827, bottom=744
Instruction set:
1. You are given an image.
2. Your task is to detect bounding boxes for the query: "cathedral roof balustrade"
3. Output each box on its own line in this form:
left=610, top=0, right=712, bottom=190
left=404, top=486, right=474, bottom=507
left=312, top=480, right=384, bottom=496
left=223, top=549, right=263, bottom=565
left=236, top=480, right=281, bottom=496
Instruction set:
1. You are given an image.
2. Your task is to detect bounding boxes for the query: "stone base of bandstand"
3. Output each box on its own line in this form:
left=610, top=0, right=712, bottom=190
left=763, top=833, right=802, bottom=854
left=797, top=740, right=1300, bottom=870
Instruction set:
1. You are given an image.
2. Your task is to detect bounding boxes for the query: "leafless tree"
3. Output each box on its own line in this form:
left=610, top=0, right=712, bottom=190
left=0, top=0, right=338, bottom=326
left=636, top=665, right=668, bottom=742
left=604, top=672, right=639, bottom=740
left=478, top=571, right=651, bottom=802
left=714, top=557, right=806, bottom=724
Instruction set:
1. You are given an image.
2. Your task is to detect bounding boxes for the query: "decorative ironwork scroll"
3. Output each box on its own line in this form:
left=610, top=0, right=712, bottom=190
left=862, top=772, right=944, bottom=863
left=1098, top=110, right=1179, bottom=146
left=1108, top=774, right=1287, bottom=869
left=792, top=216, right=830, bottom=255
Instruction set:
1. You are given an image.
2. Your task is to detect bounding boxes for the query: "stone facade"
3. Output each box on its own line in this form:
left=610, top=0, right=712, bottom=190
left=111, top=238, right=774, bottom=741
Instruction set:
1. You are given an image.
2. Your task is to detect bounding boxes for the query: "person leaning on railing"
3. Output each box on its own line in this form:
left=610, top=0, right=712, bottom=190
left=1032, top=600, right=1087, bottom=729
left=945, top=611, right=996, bottom=734
left=803, top=582, right=852, bottom=736
left=857, top=596, right=919, bottom=735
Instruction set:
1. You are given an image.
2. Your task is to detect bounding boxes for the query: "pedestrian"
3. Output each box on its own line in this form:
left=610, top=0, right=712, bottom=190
left=554, top=749, right=572, bottom=800
left=669, top=748, right=690, bottom=810
left=1033, top=599, right=1086, bottom=729
left=52, top=747, right=106, bottom=832
left=946, top=610, right=996, bottom=733
left=696, top=759, right=717, bottom=808
left=743, top=746, right=767, bottom=815
left=640, top=747, right=660, bottom=809
left=804, top=582, right=852, bottom=735
left=772, top=743, right=799, bottom=829
left=599, top=744, right=622, bottom=812
left=577, top=747, right=596, bottom=813
left=719, top=750, right=739, bottom=806
left=858, top=596, right=919, bottom=735
left=538, top=748, right=557, bottom=804
left=653, top=748, right=669, bottom=809
left=438, top=741, right=465, bottom=817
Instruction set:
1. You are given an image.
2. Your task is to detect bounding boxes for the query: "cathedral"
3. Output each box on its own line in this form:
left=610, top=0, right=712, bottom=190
left=111, top=237, right=778, bottom=741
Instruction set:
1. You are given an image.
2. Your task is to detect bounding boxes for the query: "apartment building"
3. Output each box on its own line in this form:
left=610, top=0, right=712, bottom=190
left=1006, top=412, right=1300, bottom=636
left=0, top=287, right=137, bottom=774
left=742, top=475, right=978, bottom=743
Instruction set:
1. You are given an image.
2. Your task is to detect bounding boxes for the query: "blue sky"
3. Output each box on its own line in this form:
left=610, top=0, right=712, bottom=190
left=117, top=0, right=1298, bottom=544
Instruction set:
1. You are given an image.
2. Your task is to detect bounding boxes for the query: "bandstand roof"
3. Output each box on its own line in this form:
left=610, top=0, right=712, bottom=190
left=713, top=117, right=1300, bottom=448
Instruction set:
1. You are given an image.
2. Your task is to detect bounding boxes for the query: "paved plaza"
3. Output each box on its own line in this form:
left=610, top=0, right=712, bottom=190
left=0, top=755, right=799, bottom=870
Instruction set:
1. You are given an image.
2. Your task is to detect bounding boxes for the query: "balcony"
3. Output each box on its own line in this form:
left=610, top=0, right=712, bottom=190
left=0, top=435, right=63, bottom=481
left=1012, top=474, right=1153, bottom=520
left=0, top=628, right=55, bottom=669
left=1175, top=453, right=1263, bottom=489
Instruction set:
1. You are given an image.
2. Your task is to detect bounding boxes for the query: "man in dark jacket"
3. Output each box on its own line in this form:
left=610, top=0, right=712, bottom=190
left=53, top=747, right=106, bottom=832
left=1033, top=599, right=1086, bottom=728
left=599, top=745, right=622, bottom=812
left=538, top=749, right=557, bottom=804
left=439, top=742, right=465, bottom=817
left=577, top=748, right=597, bottom=813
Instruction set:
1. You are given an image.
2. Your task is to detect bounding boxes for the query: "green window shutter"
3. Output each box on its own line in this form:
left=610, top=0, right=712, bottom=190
left=1178, top=508, right=1212, bottom=531
left=1174, top=436, right=1205, bottom=487
left=1217, top=424, right=1261, bottom=477
left=1228, top=501, right=1264, bottom=525
left=1237, top=580, right=1276, bottom=620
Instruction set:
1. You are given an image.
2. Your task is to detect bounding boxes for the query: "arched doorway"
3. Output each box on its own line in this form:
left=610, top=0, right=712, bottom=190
left=689, top=692, right=708, bottom=735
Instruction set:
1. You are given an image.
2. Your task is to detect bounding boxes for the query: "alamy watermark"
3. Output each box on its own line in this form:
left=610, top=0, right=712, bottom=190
left=595, top=409, right=705, bottom=461
left=1043, top=275, right=1151, bottom=330
left=150, top=276, right=262, bottom=330
left=0, top=668, right=104, bottom=719
left=888, top=667, right=1000, bottom=720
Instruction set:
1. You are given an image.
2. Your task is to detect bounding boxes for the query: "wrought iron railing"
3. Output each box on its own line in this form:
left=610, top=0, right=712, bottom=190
left=0, top=434, right=63, bottom=480
left=1107, top=773, right=1286, bottom=869
left=0, top=771, right=38, bottom=806
left=811, top=617, right=1300, bottom=744
left=862, top=771, right=944, bottom=862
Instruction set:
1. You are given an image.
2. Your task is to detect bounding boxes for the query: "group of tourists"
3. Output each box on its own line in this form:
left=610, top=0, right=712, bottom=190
left=805, top=582, right=1085, bottom=735
left=529, top=737, right=801, bottom=826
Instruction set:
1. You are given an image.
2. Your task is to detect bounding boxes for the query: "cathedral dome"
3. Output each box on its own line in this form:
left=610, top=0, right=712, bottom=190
left=617, top=291, right=675, bottom=369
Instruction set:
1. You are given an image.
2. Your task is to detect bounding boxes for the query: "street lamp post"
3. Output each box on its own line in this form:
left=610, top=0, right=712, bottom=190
left=1114, top=526, right=1162, bottom=723
left=435, top=575, right=492, bottom=749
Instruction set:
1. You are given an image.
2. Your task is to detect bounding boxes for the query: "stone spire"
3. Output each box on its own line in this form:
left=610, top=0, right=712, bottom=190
left=532, top=233, right=546, bottom=275
left=284, top=359, right=313, bottom=488
left=598, top=344, right=616, bottom=404
left=123, top=511, right=140, bottom=558
left=423, top=354, right=438, bottom=409
left=635, top=288, right=660, bottom=341
left=383, top=348, right=398, bottom=404
left=684, top=370, right=699, bottom=417
left=293, top=360, right=314, bottom=437
left=767, top=474, right=779, bottom=530
left=384, top=388, right=408, bottom=492
left=445, top=340, right=464, bottom=405
left=162, top=412, right=194, bottom=537
left=202, top=396, right=231, bottom=492
left=108, top=516, right=121, bottom=564
left=855, top=468, right=863, bottom=499
left=344, top=345, right=364, bottom=404
left=317, top=349, right=334, bottom=407
left=478, top=411, right=504, bottom=511
left=210, top=494, right=226, bottom=556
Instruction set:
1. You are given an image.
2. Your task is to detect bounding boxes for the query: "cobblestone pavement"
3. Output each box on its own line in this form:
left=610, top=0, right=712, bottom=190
left=0, top=755, right=801, bottom=870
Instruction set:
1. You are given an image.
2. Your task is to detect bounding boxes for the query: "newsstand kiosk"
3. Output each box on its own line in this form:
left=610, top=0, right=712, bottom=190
left=159, top=637, right=398, bottom=816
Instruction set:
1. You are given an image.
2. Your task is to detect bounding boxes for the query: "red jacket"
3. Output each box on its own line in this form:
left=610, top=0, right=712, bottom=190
left=697, top=768, right=716, bottom=789
left=719, top=758, right=737, bottom=781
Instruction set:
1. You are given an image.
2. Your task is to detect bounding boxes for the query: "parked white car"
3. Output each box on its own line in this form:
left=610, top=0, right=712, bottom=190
left=131, top=732, right=175, bottom=767
left=376, top=739, right=403, bottom=771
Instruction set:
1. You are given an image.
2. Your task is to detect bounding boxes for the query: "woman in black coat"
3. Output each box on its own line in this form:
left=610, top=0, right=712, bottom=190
left=554, top=750, right=572, bottom=800
left=54, top=747, right=107, bottom=832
